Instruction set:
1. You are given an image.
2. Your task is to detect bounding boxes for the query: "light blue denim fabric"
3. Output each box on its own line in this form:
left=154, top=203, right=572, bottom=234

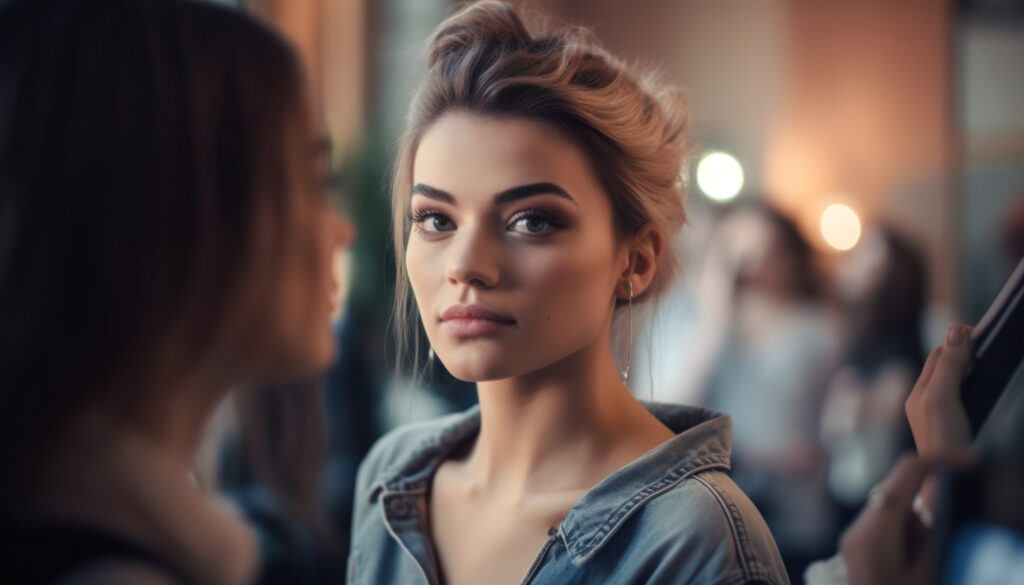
left=348, top=403, right=790, bottom=585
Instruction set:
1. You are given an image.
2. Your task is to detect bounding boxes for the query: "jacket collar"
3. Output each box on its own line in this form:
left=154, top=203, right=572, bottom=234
left=368, top=402, right=732, bottom=566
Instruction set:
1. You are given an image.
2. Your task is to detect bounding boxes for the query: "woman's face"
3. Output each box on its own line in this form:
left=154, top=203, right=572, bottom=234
left=407, top=113, right=628, bottom=382
left=836, top=229, right=888, bottom=304
left=256, top=113, right=354, bottom=380
left=723, top=210, right=795, bottom=298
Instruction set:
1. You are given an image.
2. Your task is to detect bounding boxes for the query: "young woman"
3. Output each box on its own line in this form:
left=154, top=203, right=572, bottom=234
left=0, top=1, right=352, bottom=583
left=688, top=203, right=841, bottom=577
left=348, top=3, right=789, bottom=584
left=822, top=227, right=928, bottom=517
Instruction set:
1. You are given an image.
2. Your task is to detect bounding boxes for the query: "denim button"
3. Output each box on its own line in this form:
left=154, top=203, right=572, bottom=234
left=387, top=496, right=411, bottom=518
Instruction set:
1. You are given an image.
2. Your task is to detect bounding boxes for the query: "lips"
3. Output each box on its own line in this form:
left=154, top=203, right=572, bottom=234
left=440, top=304, right=516, bottom=337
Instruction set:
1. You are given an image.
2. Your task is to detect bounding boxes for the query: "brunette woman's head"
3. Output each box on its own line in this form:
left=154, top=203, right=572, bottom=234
left=716, top=201, right=824, bottom=303
left=0, top=0, right=350, bottom=469
left=838, top=226, right=928, bottom=372
left=392, top=1, right=690, bottom=379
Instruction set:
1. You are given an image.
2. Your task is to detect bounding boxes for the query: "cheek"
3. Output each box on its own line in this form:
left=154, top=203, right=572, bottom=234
left=520, top=242, right=617, bottom=337
left=405, top=240, right=439, bottom=309
left=408, top=225, right=621, bottom=382
left=290, top=213, right=330, bottom=313
left=271, top=209, right=338, bottom=373
left=305, top=213, right=340, bottom=344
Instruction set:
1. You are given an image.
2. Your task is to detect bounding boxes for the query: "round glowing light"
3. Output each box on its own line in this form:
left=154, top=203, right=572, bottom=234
left=820, top=204, right=862, bottom=251
left=696, top=151, right=744, bottom=202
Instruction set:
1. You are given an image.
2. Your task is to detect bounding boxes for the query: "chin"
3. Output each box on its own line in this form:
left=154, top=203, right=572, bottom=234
left=308, top=335, right=339, bottom=372
left=438, top=347, right=543, bottom=382
left=278, top=336, right=337, bottom=381
left=444, top=365, right=505, bottom=383
left=429, top=340, right=502, bottom=382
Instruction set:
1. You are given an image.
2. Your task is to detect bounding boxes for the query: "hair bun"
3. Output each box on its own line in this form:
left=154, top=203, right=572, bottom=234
left=427, top=1, right=532, bottom=68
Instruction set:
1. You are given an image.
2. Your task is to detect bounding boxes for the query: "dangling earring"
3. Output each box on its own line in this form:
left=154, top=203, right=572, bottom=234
left=427, top=346, right=435, bottom=362
left=620, top=279, right=633, bottom=383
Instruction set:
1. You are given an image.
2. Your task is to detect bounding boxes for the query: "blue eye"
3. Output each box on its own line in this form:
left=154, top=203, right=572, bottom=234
left=409, top=209, right=455, bottom=235
left=509, top=210, right=562, bottom=236
left=513, top=216, right=548, bottom=234
left=430, top=215, right=454, bottom=232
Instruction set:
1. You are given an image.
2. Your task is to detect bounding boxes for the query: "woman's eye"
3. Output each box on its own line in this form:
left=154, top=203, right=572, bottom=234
left=410, top=210, right=456, bottom=233
left=509, top=211, right=560, bottom=236
left=430, top=215, right=454, bottom=232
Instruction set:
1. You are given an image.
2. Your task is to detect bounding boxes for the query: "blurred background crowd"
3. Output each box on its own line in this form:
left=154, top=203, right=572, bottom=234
left=124, top=0, right=1024, bottom=583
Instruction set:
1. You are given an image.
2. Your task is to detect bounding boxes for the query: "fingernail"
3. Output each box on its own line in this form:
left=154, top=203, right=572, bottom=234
left=946, top=325, right=964, bottom=346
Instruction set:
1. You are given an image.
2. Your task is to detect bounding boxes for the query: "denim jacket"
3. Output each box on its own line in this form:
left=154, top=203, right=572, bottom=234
left=348, top=403, right=789, bottom=585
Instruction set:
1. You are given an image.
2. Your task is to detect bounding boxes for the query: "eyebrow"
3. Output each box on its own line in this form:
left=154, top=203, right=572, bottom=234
left=410, top=182, right=578, bottom=206
left=411, top=183, right=454, bottom=203
left=495, top=182, right=577, bottom=205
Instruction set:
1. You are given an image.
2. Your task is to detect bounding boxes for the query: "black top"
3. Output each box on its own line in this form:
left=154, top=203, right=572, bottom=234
left=0, top=518, right=197, bottom=585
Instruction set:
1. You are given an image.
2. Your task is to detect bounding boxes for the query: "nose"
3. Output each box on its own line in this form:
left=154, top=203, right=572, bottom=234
left=446, top=220, right=499, bottom=289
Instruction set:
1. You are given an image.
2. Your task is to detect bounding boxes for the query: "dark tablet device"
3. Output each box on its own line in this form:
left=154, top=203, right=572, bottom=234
left=962, top=256, right=1024, bottom=436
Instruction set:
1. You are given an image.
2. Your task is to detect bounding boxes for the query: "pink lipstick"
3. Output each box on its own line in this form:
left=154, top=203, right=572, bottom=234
left=440, top=305, right=516, bottom=337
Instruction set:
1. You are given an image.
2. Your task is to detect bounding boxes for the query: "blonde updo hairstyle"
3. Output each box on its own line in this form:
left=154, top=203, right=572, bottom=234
left=393, top=1, right=689, bottom=371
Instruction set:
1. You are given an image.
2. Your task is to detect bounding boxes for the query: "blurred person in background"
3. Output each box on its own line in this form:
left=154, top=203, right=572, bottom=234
left=348, top=3, right=790, bottom=585
left=821, top=226, right=928, bottom=523
left=682, top=202, right=841, bottom=580
left=0, top=1, right=353, bottom=584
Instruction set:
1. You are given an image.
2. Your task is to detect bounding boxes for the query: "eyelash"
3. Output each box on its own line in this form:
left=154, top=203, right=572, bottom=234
left=507, top=208, right=565, bottom=233
left=408, top=208, right=450, bottom=239
left=408, top=208, right=446, bottom=227
left=409, top=208, right=436, bottom=221
left=408, top=207, right=566, bottom=238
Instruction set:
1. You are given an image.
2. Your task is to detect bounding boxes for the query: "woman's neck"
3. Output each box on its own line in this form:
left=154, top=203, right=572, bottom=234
left=469, top=329, right=672, bottom=497
left=14, top=369, right=225, bottom=519
left=25, top=376, right=258, bottom=585
left=47, top=369, right=232, bottom=486
left=119, top=375, right=231, bottom=471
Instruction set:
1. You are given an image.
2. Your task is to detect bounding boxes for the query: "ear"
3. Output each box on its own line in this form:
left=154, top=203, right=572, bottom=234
left=616, top=227, right=664, bottom=300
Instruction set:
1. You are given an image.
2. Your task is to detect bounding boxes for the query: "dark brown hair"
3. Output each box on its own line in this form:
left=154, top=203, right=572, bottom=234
left=738, top=201, right=825, bottom=301
left=847, top=226, right=927, bottom=373
left=0, top=0, right=305, bottom=466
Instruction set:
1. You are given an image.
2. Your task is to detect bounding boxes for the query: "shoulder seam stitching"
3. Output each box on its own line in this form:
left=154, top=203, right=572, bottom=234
left=691, top=473, right=754, bottom=581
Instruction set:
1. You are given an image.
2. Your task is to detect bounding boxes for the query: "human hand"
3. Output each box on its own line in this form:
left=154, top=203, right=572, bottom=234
left=840, top=453, right=974, bottom=585
left=905, top=324, right=973, bottom=459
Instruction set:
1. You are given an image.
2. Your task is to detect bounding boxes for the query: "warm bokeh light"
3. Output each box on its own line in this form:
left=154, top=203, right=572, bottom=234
left=820, top=204, right=862, bottom=251
left=696, top=151, right=744, bottom=202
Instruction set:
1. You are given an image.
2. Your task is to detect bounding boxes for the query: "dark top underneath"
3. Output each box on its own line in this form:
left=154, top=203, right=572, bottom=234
left=0, top=518, right=195, bottom=585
